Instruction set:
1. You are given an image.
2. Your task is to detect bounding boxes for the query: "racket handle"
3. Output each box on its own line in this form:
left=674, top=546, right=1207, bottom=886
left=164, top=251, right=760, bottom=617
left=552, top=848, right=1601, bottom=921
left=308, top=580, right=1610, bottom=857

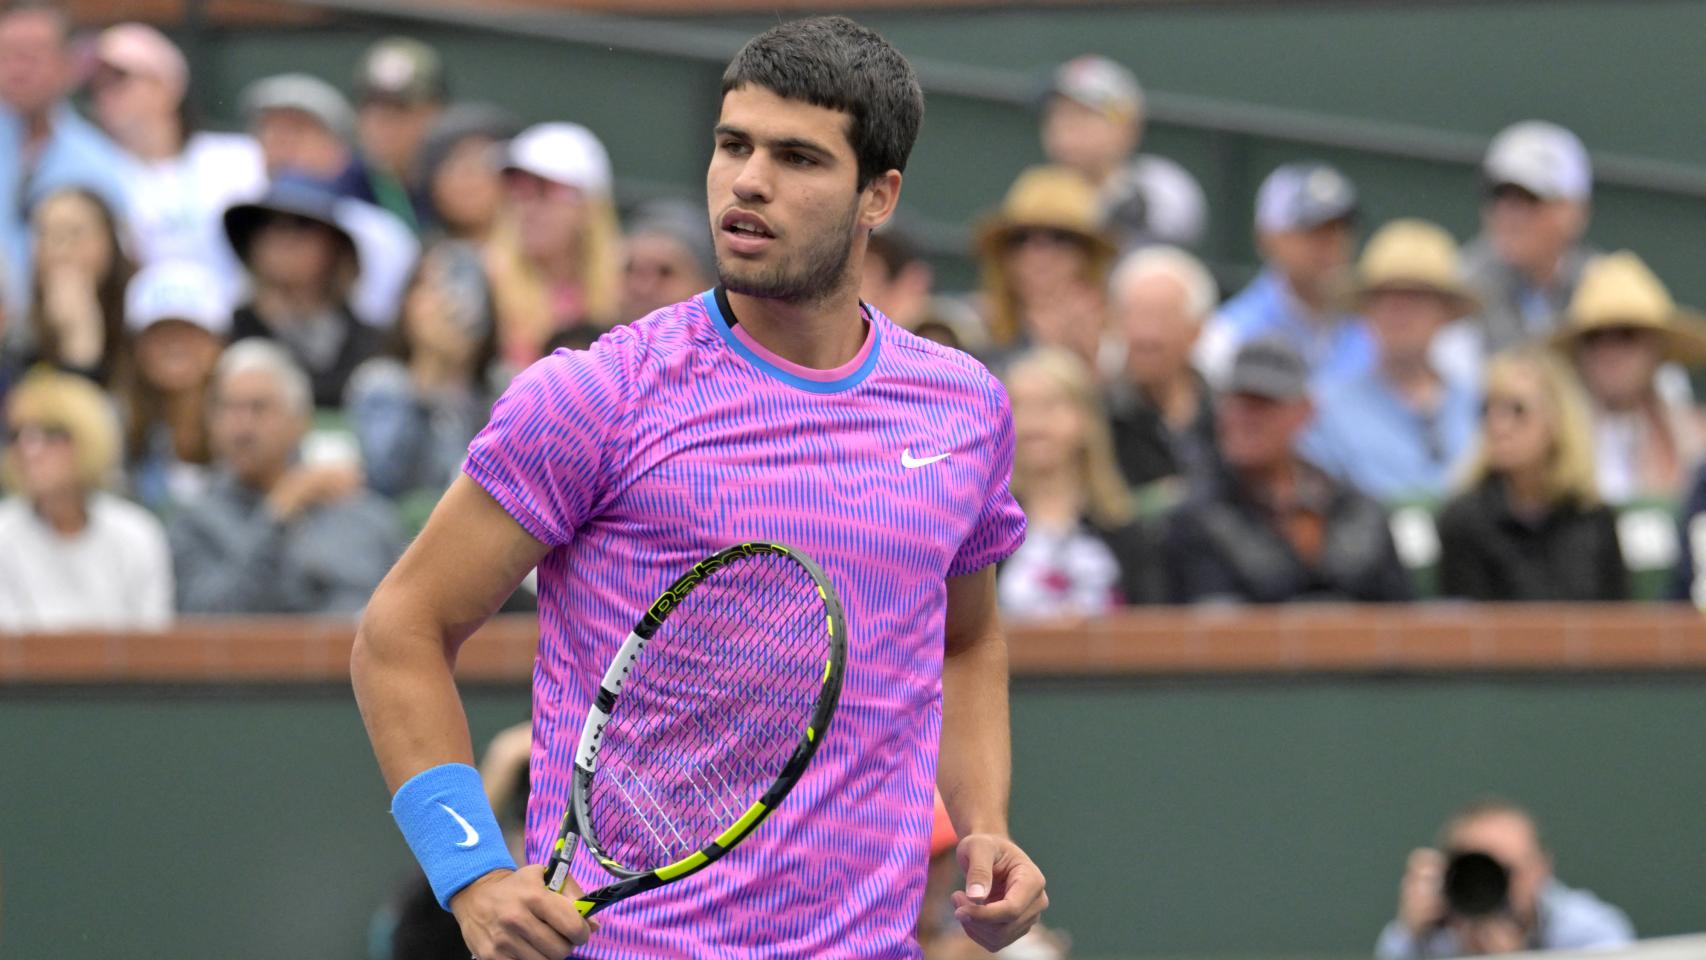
left=544, top=833, right=581, bottom=895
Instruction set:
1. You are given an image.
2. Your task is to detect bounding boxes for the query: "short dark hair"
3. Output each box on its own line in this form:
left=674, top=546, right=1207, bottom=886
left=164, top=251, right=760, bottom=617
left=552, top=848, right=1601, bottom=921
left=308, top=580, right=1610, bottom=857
left=721, top=16, right=924, bottom=190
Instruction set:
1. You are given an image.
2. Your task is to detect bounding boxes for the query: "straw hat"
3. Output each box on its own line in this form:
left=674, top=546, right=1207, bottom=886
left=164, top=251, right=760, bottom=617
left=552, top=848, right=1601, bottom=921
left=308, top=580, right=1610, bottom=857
left=974, top=166, right=1118, bottom=267
left=1351, top=218, right=1478, bottom=314
left=1552, top=251, right=1706, bottom=365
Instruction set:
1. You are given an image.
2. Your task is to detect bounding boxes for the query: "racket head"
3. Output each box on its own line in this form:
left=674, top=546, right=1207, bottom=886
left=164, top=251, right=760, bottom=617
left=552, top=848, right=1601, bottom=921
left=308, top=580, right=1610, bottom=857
left=546, top=541, right=846, bottom=915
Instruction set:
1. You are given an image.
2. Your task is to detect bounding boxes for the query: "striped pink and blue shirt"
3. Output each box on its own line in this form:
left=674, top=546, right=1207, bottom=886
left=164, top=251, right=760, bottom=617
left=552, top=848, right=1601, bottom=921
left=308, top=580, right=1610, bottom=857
left=463, top=289, right=1025, bottom=958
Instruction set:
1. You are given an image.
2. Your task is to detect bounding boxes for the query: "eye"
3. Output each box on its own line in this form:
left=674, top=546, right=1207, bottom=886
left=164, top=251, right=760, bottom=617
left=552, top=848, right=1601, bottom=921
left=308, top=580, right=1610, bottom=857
left=785, top=152, right=817, bottom=168
left=719, top=139, right=751, bottom=158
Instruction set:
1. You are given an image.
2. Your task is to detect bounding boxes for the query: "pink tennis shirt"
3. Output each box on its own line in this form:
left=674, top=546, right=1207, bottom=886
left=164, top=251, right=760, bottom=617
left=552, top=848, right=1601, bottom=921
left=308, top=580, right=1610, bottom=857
left=463, top=288, right=1025, bottom=959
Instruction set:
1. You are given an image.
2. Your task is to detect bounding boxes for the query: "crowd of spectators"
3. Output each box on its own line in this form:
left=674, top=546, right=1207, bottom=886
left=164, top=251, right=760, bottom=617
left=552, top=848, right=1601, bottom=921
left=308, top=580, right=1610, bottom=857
left=4, top=7, right=1706, bottom=631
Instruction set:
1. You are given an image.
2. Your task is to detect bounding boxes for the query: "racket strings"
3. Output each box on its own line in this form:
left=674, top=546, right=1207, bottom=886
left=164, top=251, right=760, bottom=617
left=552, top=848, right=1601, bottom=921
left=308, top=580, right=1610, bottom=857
left=586, top=553, right=829, bottom=871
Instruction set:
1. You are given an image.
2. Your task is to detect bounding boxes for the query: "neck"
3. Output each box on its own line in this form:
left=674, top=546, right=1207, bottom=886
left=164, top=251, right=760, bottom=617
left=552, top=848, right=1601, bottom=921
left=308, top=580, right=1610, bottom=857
left=1018, top=462, right=1086, bottom=527
left=536, top=239, right=583, bottom=283
left=1521, top=255, right=1562, bottom=289
left=254, top=281, right=331, bottom=318
left=1137, top=368, right=1201, bottom=429
left=34, top=489, right=88, bottom=535
left=1503, top=465, right=1550, bottom=512
left=725, top=279, right=867, bottom=370
left=127, top=117, right=184, bottom=162
left=411, top=350, right=472, bottom=392
left=1603, top=388, right=1655, bottom=416
left=23, top=104, right=55, bottom=143
left=1380, top=351, right=1440, bottom=398
left=1238, top=457, right=1297, bottom=499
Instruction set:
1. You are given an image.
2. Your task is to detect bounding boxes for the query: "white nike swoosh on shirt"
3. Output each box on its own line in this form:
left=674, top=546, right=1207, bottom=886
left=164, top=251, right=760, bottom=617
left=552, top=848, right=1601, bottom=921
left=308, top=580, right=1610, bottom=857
left=901, top=448, right=951, bottom=469
left=438, top=803, right=480, bottom=848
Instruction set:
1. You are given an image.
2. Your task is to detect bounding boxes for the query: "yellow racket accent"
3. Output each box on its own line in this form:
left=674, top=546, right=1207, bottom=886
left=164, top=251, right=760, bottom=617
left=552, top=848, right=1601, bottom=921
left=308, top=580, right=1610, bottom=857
left=715, top=801, right=770, bottom=848
left=655, top=850, right=710, bottom=880
left=574, top=899, right=595, bottom=915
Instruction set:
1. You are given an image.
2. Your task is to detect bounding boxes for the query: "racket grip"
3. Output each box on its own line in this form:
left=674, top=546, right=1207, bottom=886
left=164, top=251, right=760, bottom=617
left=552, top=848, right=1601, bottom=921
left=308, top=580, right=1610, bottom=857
left=545, top=833, right=580, bottom=895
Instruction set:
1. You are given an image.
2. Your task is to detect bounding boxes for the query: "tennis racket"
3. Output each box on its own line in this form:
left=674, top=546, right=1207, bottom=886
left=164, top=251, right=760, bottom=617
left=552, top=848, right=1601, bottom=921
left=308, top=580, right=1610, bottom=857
left=544, top=541, right=847, bottom=917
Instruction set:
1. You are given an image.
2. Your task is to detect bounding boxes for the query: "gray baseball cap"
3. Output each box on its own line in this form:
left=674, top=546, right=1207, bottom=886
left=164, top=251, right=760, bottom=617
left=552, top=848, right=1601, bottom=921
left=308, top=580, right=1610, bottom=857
left=242, top=72, right=357, bottom=143
left=1255, top=161, right=1359, bottom=233
left=1226, top=338, right=1309, bottom=401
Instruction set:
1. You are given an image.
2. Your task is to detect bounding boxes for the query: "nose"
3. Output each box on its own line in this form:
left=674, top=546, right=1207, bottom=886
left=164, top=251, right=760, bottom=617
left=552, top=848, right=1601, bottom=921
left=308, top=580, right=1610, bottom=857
left=731, top=152, right=773, bottom=205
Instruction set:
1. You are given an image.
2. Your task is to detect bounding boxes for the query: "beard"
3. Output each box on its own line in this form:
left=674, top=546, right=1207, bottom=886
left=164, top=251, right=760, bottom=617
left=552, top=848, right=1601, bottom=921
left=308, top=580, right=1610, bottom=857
left=716, top=197, right=860, bottom=307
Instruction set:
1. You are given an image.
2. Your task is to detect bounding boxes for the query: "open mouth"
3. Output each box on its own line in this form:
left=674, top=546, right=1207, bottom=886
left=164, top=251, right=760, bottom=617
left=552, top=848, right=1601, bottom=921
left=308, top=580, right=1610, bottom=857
left=720, top=210, right=776, bottom=241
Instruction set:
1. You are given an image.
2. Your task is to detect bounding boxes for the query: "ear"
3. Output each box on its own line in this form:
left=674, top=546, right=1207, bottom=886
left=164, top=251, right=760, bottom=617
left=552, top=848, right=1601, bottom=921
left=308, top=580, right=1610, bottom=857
left=859, top=170, right=903, bottom=233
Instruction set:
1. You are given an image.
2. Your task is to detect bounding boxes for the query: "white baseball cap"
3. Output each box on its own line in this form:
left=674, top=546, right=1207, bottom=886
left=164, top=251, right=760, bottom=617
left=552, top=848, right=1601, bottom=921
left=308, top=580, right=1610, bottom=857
left=1484, top=120, right=1592, bottom=203
left=1254, top=161, right=1359, bottom=233
left=503, top=122, right=612, bottom=196
left=125, top=260, right=232, bottom=336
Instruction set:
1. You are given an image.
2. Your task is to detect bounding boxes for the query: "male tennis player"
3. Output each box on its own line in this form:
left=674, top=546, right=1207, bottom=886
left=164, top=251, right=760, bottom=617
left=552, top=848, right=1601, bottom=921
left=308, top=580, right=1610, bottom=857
left=353, top=16, right=1047, bottom=959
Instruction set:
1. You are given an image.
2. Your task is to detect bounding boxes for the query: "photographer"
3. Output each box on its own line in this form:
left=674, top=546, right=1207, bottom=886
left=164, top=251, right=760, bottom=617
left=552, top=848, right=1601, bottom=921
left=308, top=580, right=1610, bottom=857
left=1376, top=799, right=1633, bottom=958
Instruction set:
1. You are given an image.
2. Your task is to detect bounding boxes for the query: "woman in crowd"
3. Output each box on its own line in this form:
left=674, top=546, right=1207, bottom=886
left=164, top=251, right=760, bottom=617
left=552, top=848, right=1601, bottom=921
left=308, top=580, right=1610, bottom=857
left=618, top=198, right=716, bottom=322
left=345, top=239, right=498, bottom=511
left=120, top=260, right=230, bottom=512
left=486, top=122, right=621, bottom=371
left=25, top=187, right=136, bottom=388
left=417, top=102, right=518, bottom=248
left=0, top=369, right=172, bottom=629
left=998, top=347, right=1156, bottom=616
left=1436, top=347, right=1627, bottom=601
left=975, top=165, right=1118, bottom=369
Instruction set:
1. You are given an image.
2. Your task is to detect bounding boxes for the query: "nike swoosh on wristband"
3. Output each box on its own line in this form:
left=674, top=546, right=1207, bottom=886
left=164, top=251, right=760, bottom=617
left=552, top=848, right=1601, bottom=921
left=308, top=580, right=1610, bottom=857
left=438, top=803, right=480, bottom=848
left=901, top=448, right=951, bottom=469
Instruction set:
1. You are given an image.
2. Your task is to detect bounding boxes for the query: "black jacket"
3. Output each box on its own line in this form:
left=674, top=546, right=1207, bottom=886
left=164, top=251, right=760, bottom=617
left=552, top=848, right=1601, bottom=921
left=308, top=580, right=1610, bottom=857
left=1436, top=478, right=1628, bottom=602
left=1107, top=373, right=1220, bottom=492
left=232, top=303, right=382, bottom=409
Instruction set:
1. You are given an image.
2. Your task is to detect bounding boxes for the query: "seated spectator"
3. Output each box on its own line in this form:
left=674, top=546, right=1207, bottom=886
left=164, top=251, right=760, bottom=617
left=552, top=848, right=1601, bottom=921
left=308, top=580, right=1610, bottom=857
left=169, top=339, right=401, bottom=614
left=24, top=187, right=135, bottom=387
left=0, top=0, right=131, bottom=320
left=1105, top=244, right=1220, bottom=500
left=1162, top=339, right=1410, bottom=603
left=1436, top=348, right=1625, bottom=601
left=1376, top=798, right=1634, bottom=959
left=487, top=122, right=621, bottom=369
left=1461, top=121, right=1595, bottom=352
left=224, top=179, right=384, bottom=408
left=353, top=37, right=448, bottom=232
left=999, top=347, right=1157, bottom=615
left=860, top=226, right=933, bottom=330
left=0, top=369, right=171, bottom=630
left=1196, top=162, right=1371, bottom=388
left=1040, top=54, right=1206, bottom=252
left=1669, top=461, right=1706, bottom=605
left=87, top=23, right=267, bottom=302
left=120, top=260, right=229, bottom=512
left=1301, top=220, right=1481, bottom=503
left=619, top=199, right=716, bottom=322
left=346, top=240, right=497, bottom=504
left=1552, top=251, right=1706, bottom=507
left=975, top=165, right=1117, bottom=368
left=418, top=102, right=517, bottom=246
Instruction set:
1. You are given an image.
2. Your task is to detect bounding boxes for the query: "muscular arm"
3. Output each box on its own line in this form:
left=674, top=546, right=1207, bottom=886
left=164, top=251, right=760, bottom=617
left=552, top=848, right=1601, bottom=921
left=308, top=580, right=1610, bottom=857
left=938, top=565, right=1011, bottom=837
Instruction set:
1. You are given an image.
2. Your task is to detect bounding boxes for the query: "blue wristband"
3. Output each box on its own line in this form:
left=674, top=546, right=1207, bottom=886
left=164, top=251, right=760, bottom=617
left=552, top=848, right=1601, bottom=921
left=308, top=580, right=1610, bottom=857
left=391, top=762, right=518, bottom=909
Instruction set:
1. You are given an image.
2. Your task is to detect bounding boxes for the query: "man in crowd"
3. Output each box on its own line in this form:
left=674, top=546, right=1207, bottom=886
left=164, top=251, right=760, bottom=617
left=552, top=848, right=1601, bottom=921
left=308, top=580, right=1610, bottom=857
left=1196, top=161, right=1371, bottom=387
left=1039, top=54, right=1206, bottom=252
left=1162, top=339, right=1411, bottom=603
left=353, top=36, right=447, bottom=231
left=1301, top=220, right=1481, bottom=503
left=860, top=225, right=934, bottom=329
left=1461, top=120, right=1595, bottom=353
left=1376, top=798, right=1634, bottom=958
left=168, top=338, right=401, bottom=614
left=1105, top=244, right=1220, bottom=499
left=618, top=198, right=716, bottom=322
left=0, top=0, right=129, bottom=318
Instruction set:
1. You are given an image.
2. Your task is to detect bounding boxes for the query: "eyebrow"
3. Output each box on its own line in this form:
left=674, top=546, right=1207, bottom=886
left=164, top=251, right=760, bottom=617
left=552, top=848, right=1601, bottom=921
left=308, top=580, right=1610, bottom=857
left=713, top=124, right=836, bottom=159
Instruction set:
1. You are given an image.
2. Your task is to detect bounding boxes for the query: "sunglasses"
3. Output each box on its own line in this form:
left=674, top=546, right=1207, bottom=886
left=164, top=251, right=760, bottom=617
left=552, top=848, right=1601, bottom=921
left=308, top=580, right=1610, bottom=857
left=7, top=422, right=73, bottom=446
left=1480, top=396, right=1534, bottom=421
left=1008, top=227, right=1085, bottom=249
left=1577, top=326, right=1650, bottom=348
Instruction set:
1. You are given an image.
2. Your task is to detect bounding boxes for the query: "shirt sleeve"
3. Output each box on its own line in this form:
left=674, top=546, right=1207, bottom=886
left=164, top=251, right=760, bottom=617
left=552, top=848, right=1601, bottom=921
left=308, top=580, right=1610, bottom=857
left=947, top=374, right=1026, bottom=578
left=462, top=335, right=635, bottom=547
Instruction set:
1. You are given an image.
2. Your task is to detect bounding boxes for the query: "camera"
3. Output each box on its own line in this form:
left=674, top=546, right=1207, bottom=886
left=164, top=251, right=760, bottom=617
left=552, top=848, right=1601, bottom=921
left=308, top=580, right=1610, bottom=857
left=1443, top=850, right=1511, bottom=919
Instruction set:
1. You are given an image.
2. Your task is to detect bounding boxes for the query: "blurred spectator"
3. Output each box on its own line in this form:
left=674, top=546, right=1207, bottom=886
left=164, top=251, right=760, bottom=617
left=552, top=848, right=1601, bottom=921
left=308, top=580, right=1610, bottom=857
left=1461, top=121, right=1594, bottom=352
left=24, top=187, right=134, bottom=387
left=0, top=368, right=171, bottom=629
left=0, top=0, right=130, bottom=320
left=1196, top=162, right=1370, bottom=388
left=418, top=101, right=517, bottom=245
left=487, top=122, right=621, bottom=368
left=120, top=260, right=229, bottom=512
left=1551, top=251, right=1706, bottom=507
left=1162, top=339, right=1410, bottom=603
left=345, top=240, right=497, bottom=503
left=1105, top=244, right=1220, bottom=500
left=224, top=179, right=383, bottom=408
left=353, top=37, right=448, bottom=232
left=999, top=347, right=1156, bottom=615
left=1040, top=54, right=1206, bottom=251
left=1435, top=348, right=1625, bottom=601
left=1301, top=220, right=1481, bottom=503
left=860, top=226, right=933, bottom=329
left=169, top=339, right=401, bottom=614
left=87, top=23, right=267, bottom=301
left=620, top=198, right=715, bottom=322
left=975, top=166, right=1117, bottom=368
left=1669, top=461, right=1706, bottom=605
left=1376, top=798, right=1634, bottom=958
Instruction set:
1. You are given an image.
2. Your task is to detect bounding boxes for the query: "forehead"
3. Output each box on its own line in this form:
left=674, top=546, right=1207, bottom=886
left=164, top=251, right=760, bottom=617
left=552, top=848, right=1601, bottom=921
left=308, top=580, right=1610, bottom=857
left=0, top=11, right=63, bottom=46
left=718, top=84, right=852, bottom=156
left=1450, top=811, right=1539, bottom=856
left=220, top=367, right=285, bottom=400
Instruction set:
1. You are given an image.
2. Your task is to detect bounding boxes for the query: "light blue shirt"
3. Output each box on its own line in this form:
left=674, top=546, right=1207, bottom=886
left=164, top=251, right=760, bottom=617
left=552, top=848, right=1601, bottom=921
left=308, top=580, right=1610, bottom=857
left=1300, top=368, right=1480, bottom=503
left=1375, top=879, right=1636, bottom=959
left=0, top=102, right=134, bottom=317
left=1199, top=268, right=1376, bottom=387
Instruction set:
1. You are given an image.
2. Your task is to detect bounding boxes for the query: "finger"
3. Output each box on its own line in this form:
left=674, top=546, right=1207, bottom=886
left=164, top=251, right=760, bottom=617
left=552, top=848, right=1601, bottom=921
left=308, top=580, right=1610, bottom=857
left=954, top=860, right=1045, bottom=920
left=956, top=836, right=996, bottom=903
left=532, top=886, right=595, bottom=947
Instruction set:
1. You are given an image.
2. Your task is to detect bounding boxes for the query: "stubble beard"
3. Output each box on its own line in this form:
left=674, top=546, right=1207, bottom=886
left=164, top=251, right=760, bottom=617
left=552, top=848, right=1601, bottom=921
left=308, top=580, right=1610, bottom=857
left=716, top=199, right=859, bottom=309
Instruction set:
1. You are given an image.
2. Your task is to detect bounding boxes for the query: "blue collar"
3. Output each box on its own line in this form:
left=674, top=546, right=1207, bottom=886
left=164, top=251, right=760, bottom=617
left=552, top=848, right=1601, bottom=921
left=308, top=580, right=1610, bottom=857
left=701, top=288, right=881, bottom=394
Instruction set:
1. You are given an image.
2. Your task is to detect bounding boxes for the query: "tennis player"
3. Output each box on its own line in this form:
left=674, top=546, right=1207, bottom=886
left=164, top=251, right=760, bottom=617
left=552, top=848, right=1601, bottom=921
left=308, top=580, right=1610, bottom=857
left=352, top=15, right=1047, bottom=959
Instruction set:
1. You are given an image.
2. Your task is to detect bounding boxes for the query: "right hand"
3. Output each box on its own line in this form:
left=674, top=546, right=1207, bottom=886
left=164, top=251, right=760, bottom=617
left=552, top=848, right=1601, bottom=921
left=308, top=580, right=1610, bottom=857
left=1398, top=847, right=1447, bottom=937
left=42, top=267, right=104, bottom=367
left=265, top=463, right=363, bottom=521
left=450, top=864, right=595, bottom=960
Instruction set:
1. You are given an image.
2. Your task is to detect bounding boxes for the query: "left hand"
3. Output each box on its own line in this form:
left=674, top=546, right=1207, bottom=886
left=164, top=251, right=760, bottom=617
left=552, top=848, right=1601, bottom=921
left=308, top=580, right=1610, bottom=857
left=951, top=832, right=1049, bottom=952
left=1451, top=914, right=1526, bottom=955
